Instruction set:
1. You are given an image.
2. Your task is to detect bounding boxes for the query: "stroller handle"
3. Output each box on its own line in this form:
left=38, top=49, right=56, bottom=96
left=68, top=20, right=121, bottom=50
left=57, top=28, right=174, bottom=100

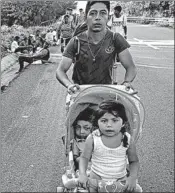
left=70, top=84, right=138, bottom=96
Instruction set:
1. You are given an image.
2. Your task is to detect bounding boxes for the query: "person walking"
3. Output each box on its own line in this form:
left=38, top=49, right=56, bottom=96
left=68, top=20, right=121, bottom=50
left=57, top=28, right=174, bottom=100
left=108, top=5, right=128, bottom=39
left=56, top=1, right=136, bottom=94
left=57, top=15, right=75, bottom=53
left=107, top=4, right=128, bottom=84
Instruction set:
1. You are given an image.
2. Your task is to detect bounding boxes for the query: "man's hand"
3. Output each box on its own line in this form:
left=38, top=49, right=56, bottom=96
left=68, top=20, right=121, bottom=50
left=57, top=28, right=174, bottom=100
left=67, top=84, right=80, bottom=94
left=122, top=81, right=133, bottom=91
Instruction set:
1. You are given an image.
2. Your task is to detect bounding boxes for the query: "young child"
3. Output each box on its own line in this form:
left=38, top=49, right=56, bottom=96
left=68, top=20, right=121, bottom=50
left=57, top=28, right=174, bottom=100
left=71, top=107, right=95, bottom=171
left=78, top=100, right=142, bottom=192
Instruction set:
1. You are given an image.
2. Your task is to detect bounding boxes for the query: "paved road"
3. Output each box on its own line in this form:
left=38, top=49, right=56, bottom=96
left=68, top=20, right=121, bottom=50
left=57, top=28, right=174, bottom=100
left=1, top=23, right=174, bottom=192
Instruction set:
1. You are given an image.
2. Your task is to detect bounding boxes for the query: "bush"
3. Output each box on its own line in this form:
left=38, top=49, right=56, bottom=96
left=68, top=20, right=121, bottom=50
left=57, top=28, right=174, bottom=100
left=0, top=24, right=53, bottom=58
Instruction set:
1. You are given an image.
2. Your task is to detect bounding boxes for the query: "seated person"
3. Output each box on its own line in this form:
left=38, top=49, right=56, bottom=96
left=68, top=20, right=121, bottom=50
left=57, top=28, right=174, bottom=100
left=17, top=40, right=51, bottom=72
left=71, top=107, right=95, bottom=172
left=11, top=36, right=32, bottom=54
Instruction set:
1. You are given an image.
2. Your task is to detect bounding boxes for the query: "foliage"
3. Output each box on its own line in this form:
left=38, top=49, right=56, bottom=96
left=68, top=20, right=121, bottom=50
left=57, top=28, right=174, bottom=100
left=1, top=0, right=77, bottom=27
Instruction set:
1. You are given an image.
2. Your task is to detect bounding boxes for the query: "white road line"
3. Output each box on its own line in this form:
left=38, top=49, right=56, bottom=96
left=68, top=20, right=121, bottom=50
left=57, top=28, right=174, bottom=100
left=133, top=38, right=159, bottom=49
left=136, top=64, right=174, bottom=69
left=133, top=56, right=173, bottom=60
left=50, top=53, right=62, bottom=57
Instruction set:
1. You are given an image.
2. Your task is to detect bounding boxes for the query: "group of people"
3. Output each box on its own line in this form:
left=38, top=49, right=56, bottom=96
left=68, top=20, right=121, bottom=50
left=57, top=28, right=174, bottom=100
left=57, top=7, right=85, bottom=53
left=56, top=1, right=142, bottom=192
left=10, top=29, right=51, bottom=72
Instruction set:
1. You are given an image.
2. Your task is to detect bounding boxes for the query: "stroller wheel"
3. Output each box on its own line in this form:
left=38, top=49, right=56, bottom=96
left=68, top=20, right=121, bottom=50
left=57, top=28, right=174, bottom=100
left=57, top=186, right=65, bottom=192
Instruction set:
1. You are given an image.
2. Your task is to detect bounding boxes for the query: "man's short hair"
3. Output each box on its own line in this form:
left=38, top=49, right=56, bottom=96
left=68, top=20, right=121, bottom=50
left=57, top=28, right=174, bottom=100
left=114, top=5, right=122, bottom=12
left=79, top=8, right=83, bottom=11
left=68, top=8, right=73, bottom=11
left=14, top=36, right=20, bottom=40
left=64, top=14, right=69, bottom=19
left=85, top=1, right=110, bottom=17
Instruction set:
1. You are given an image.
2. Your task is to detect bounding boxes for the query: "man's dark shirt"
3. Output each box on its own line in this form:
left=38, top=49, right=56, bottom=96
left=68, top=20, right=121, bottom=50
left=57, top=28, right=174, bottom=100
left=63, top=29, right=130, bottom=85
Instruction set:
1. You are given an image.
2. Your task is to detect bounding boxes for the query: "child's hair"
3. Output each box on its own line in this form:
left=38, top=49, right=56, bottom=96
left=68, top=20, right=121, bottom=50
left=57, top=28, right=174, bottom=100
left=72, top=107, right=95, bottom=131
left=94, top=100, right=129, bottom=147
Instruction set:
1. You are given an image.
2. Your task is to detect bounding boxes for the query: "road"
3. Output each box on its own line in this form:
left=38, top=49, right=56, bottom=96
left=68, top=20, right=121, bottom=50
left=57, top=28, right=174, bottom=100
left=1, top=23, right=174, bottom=192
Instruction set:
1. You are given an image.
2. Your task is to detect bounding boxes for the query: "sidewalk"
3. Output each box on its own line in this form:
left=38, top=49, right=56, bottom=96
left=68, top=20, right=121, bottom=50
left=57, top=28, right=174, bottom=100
left=1, top=58, right=31, bottom=91
left=1, top=48, right=62, bottom=91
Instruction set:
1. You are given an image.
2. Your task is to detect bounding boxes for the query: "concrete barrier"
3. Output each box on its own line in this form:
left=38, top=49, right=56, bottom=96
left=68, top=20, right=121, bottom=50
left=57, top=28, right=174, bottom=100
left=127, top=16, right=174, bottom=24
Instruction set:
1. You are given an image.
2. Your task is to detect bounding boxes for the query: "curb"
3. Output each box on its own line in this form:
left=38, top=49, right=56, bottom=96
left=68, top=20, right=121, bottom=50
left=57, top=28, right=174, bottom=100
left=1, top=61, right=31, bottom=92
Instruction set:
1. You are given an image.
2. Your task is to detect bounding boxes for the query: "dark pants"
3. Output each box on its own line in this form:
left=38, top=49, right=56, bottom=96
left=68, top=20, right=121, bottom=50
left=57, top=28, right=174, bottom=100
left=61, top=38, right=71, bottom=53
left=18, top=55, right=33, bottom=72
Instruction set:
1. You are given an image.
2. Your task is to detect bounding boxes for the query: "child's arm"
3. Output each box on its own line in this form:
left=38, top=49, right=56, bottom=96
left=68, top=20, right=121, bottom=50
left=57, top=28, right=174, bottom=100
left=125, top=139, right=139, bottom=192
left=78, top=134, right=93, bottom=188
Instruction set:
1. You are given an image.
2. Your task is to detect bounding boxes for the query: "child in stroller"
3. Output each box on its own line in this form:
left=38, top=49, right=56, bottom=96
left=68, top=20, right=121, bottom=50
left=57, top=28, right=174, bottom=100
left=78, top=99, right=142, bottom=192
left=57, top=85, right=145, bottom=193
left=71, top=107, right=95, bottom=172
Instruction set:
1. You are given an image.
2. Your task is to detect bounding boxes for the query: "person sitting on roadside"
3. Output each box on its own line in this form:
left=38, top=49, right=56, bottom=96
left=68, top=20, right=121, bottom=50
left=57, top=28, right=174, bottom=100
left=17, top=40, right=51, bottom=73
left=33, top=29, right=45, bottom=53
left=19, top=35, right=31, bottom=54
left=11, top=36, right=32, bottom=54
left=57, top=14, right=75, bottom=53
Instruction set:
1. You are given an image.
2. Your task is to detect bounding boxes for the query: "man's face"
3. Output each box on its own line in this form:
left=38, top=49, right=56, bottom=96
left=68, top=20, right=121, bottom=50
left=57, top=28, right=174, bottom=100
left=65, top=17, right=69, bottom=22
left=66, top=10, right=70, bottom=15
left=114, top=9, right=120, bottom=17
left=36, top=30, right=40, bottom=36
left=86, top=2, right=109, bottom=32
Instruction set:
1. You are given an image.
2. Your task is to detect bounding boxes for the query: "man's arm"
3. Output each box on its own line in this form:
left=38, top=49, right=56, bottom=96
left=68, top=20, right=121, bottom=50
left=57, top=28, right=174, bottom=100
left=118, top=48, right=137, bottom=83
left=56, top=56, right=74, bottom=88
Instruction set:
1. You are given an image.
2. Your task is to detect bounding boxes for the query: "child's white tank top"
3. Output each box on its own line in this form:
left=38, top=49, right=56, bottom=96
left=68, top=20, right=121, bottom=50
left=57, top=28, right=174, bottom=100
left=91, top=130, right=131, bottom=180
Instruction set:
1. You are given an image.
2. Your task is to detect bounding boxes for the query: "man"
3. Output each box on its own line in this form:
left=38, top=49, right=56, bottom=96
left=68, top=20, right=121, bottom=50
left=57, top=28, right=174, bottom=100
left=57, top=15, right=75, bottom=53
left=56, top=1, right=136, bottom=94
left=107, top=5, right=128, bottom=84
left=62, top=8, right=74, bottom=23
left=108, top=5, right=127, bottom=39
left=77, top=8, right=85, bottom=26
left=18, top=41, right=50, bottom=72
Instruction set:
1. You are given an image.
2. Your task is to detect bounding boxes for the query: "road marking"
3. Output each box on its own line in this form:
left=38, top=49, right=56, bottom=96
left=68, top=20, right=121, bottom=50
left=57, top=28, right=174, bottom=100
left=133, top=56, right=173, bottom=60
left=133, top=38, right=159, bottom=49
left=51, top=53, right=62, bottom=57
left=136, top=64, right=174, bottom=69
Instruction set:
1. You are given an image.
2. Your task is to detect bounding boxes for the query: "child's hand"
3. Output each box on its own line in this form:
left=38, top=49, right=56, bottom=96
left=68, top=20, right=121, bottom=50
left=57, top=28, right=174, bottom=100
left=124, top=176, right=137, bottom=192
left=78, top=174, right=88, bottom=189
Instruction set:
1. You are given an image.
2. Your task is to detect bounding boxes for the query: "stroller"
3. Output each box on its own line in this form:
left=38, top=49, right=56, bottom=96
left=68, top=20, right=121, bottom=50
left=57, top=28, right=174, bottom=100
left=57, top=85, right=145, bottom=192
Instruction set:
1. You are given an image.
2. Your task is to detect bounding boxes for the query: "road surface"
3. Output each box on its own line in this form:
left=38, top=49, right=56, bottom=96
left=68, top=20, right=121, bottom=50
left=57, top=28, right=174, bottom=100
left=1, top=23, right=174, bottom=192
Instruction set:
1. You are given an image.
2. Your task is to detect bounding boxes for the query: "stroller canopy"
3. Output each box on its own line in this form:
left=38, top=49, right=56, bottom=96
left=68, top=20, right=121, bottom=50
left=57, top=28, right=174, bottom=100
left=66, top=85, right=145, bottom=143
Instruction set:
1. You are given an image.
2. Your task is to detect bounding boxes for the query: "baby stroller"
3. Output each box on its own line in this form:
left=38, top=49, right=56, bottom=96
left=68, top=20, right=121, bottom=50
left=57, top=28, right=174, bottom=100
left=57, top=85, right=145, bottom=192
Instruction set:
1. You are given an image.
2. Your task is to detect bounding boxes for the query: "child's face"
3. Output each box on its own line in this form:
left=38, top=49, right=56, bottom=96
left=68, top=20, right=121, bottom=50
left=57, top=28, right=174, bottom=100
left=75, top=120, right=92, bottom=138
left=98, top=112, right=124, bottom=137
